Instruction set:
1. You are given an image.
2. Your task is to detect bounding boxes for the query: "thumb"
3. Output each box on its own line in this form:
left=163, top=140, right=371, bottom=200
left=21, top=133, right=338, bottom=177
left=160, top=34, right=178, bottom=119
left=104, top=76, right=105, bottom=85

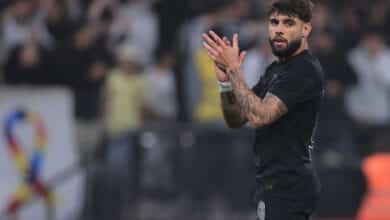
left=239, top=50, right=247, bottom=64
left=233, top=33, right=239, bottom=49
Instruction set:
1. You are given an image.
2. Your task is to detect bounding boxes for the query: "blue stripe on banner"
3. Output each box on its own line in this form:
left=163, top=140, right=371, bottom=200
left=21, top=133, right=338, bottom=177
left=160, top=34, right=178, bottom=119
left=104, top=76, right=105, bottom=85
left=28, top=152, right=43, bottom=183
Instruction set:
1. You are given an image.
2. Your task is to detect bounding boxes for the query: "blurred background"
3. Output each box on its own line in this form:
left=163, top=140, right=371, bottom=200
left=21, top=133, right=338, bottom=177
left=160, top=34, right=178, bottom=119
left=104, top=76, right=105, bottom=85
left=0, top=0, right=389, bottom=219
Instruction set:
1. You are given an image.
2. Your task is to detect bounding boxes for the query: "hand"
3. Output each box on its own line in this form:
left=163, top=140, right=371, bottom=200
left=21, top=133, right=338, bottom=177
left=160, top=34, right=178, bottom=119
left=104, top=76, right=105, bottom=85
left=202, top=31, right=246, bottom=72
left=214, top=37, right=233, bottom=82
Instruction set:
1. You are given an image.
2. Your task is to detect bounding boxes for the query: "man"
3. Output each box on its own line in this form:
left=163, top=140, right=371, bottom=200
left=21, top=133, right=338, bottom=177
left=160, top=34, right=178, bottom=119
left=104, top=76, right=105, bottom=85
left=202, top=0, right=324, bottom=219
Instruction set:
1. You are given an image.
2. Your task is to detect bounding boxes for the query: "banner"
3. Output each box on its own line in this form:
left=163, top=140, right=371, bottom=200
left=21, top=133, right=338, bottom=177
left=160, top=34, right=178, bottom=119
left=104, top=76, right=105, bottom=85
left=0, top=87, right=84, bottom=220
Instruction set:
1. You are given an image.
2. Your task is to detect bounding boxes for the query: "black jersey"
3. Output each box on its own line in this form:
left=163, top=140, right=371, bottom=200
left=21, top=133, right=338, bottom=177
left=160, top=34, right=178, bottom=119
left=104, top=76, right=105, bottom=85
left=252, top=50, right=324, bottom=200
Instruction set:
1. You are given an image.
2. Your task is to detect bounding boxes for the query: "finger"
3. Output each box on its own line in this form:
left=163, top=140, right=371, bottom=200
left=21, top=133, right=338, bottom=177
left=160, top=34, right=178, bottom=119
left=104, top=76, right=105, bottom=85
left=202, top=33, right=223, bottom=52
left=208, top=52, right=225, bottom=65
left=223, top=37, right=231, bottom=46
left=202, top=41, right=219, bottom=57
left=216, top=62, right=227, bottom=72
left=207, top=51, right=218, bottom=61
left=209, top=31, right=227, bottom=48
left=233, top=33, right=239, bottom=50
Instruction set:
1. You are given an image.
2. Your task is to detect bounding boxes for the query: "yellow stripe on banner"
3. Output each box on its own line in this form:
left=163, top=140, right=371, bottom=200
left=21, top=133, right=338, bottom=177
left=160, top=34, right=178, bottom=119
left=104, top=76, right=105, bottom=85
left=47, top=192, right=57, bottom=206
left=15, top=154, right=28, bottom=173
left=15, top=185, right=31, bottom=201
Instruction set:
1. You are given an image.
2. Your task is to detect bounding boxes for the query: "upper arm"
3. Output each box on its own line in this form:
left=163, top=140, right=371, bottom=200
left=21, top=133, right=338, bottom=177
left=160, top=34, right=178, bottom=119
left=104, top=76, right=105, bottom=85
left=247, top=63, right=323, bottom=128
left=247, top=92, right=288, bottom=128
left=268, top=62, right=323, bottom=110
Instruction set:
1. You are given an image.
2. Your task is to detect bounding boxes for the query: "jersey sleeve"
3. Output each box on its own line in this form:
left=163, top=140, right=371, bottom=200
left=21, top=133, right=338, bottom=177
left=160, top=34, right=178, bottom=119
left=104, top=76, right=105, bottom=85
left=268, top=62, right=323, bottom=110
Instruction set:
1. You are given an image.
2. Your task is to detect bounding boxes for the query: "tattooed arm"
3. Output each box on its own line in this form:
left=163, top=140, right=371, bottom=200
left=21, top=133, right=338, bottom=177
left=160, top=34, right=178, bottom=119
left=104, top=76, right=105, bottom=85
left=226, top=67, right=288, bottom=128
left=220, top=91, right=248, bottom=128
left=202, top=31, right=287, bottom=127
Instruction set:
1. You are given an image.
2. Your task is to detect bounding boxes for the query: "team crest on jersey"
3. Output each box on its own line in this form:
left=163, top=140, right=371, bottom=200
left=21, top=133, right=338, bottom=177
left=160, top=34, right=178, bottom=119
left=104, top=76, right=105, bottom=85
left=257, top=200, right=266, bottom=220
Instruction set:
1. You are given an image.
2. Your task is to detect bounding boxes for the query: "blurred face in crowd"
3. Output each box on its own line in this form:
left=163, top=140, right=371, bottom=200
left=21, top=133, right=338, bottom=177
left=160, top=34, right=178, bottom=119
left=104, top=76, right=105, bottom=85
left=311, top=32, right=335, bottom=53
left=47, top=0, right=66, bottom=22
left=312, top=3, right=330, bottom=31
left=268, top=12, right=312, bottom=58
left=119, top=56, right=139, bottom=75
left=74, top=26, right=96, bottom=49
left=19, top=44, right=39, bottom=67
left=13, top=0, right=34, bottom=21
left=363, top=33, right=385, bottom=56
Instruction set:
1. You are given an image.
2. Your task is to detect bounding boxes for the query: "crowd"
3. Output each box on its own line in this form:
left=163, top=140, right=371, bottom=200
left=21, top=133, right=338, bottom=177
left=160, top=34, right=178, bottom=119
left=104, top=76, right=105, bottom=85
left=0, top=0, right=389, bottom=152
left=1, top=0, right=390, bottom=219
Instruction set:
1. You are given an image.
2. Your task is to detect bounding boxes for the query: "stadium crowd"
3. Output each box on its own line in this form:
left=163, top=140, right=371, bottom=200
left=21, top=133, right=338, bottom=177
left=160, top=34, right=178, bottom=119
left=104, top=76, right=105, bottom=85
left=0, top=0, right=390, bottom=219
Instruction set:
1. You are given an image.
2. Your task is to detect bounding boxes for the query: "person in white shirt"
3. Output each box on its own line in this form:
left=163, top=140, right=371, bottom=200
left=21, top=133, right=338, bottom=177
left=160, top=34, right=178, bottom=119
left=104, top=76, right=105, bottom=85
left=346, top=29, right=390, bottom=126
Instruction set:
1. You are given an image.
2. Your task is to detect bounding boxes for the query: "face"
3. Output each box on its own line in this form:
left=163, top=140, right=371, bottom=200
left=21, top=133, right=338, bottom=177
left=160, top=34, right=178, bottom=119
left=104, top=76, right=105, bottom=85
left=268, top=12, right=312, bottom=58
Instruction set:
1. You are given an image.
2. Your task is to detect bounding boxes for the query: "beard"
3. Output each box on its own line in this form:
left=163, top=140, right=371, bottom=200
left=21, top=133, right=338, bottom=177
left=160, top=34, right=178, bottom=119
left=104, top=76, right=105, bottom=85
left=269, top=36, right=302, bottom=58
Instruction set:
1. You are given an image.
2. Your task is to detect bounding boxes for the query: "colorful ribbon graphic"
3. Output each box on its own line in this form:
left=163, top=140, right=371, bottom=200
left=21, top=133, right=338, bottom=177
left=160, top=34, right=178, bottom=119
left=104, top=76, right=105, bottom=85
left=3, top=109, right=55, bottom=218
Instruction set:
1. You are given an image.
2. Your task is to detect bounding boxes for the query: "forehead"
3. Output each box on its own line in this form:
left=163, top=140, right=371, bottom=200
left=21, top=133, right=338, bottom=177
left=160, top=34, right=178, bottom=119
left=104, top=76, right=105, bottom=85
left=269, top=12, right=300, bottom=21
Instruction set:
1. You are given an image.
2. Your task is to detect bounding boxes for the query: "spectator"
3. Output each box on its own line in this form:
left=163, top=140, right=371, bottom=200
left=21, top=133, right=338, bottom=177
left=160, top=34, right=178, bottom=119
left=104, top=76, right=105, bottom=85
left=346, top=28, right=390, bottom=150
left=43, top=0, right=78, bottom=47
left=3, top=43, right=48, bottom=85
left=311, top=30, right=360, bottom=164
left=46, top=22, right=111, bottom=119
left=1, top=0, right=53, bottom=60
left=242, top=20, right=273, bottom=88
left=175, top=0, right=248, bottom=122
left=102, top=44, right=148, bottom=137
left=311, top=3, right=334, bottom=34
left=109, top=0, right=158, bottom=66
left=335, top=5, right=363, bottom=52
left=144, top=48, right=177, bottom=122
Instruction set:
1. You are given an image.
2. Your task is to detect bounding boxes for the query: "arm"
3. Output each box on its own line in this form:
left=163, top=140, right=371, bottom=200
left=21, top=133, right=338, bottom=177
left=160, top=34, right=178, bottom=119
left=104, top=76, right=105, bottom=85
left=226, top=67, right=288, bottom=128
left=202, top=31, right=288, bottom=128
left=210, top=40, right=248, bottom=128
left=220, top=90, right=248, bottom=128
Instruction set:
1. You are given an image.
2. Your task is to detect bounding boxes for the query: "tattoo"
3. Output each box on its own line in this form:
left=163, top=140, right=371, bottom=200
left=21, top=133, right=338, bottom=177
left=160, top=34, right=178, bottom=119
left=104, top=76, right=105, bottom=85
left=220, top=91, right=247, bottom=128
left=226, top=67, right=288, bottom=128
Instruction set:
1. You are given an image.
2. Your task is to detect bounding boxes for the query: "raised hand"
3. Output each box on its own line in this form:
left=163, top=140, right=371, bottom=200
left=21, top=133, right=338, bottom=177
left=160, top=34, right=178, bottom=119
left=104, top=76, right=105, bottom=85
left=202, top=32, right=246, bottom=82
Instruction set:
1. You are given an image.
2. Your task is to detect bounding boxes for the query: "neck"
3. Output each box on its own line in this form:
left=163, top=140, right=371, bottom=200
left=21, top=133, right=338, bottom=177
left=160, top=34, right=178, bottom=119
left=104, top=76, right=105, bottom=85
left=277, top=40, right=309, bottom=62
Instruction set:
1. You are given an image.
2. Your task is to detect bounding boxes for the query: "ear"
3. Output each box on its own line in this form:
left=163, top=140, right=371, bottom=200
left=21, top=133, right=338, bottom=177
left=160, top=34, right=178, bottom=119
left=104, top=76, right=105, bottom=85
left=302, top=23, right=312, bottom=38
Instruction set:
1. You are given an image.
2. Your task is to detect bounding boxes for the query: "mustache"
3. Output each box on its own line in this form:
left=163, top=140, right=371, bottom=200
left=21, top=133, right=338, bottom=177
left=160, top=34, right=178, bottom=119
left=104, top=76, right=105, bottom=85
left=271, top=36, right=288, bottom=43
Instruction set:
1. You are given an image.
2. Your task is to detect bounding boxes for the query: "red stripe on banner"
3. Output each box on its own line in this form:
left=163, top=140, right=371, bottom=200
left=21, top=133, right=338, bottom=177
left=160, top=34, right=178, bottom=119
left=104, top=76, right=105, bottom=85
left=8, top=139, right=21, bottom=155
left=36, top=119, right=46, bottom=150
left=7, top=199, right=22, bottom=213
left=34, top=180, right=49, bottom=197
left=36, top=120, right=46, bottom=139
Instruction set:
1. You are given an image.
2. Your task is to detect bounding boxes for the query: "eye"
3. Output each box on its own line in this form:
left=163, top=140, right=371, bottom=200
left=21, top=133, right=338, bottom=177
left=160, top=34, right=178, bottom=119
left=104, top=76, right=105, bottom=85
left=269, top=19, right=278, bottom=26
left=284, top=20, right=295, bottom=27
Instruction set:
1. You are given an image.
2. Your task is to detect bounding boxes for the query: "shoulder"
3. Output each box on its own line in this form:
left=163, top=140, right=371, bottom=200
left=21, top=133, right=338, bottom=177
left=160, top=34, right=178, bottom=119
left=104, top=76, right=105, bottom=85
left=287, top=53, right=324, bottom=87
left=136, top=74, right=149, bottom=87
left=106, top=70, right=120, bottom=83
left=265, top=61, right=278, bottom=73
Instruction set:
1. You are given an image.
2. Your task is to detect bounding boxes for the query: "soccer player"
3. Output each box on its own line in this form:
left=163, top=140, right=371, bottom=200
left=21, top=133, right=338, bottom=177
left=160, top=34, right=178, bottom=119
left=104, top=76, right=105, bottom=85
left=202, top=0, right=324, bottom=219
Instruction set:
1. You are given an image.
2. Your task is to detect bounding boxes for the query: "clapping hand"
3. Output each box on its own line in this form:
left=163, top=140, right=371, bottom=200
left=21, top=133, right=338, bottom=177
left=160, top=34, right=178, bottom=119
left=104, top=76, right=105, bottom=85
left=202, top=31, right=246, bottom=82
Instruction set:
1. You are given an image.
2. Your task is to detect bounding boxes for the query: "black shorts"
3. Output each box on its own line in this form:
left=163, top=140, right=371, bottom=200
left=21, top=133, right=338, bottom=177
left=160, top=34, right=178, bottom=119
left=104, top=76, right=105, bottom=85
left=256, top=195, right=317, bottom=220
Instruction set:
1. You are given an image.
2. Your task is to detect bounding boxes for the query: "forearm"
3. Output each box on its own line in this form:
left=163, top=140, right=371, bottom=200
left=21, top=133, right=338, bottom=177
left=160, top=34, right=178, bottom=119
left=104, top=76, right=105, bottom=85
left=226, top=67, right=287, bottom=127
left=220, top=91, right=247, bottom=128
left=226, top=67, right=263, bottom=115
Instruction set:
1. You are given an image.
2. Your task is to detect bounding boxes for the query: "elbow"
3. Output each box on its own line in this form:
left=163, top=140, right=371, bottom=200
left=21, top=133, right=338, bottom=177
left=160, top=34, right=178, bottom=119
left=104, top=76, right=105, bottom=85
left=249, top=118, right=271, bottom=129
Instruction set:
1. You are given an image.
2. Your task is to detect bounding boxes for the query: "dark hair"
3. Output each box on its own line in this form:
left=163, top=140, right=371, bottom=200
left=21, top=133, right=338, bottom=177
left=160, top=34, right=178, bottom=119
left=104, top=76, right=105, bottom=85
left=268, top=0, right=314, bottom=22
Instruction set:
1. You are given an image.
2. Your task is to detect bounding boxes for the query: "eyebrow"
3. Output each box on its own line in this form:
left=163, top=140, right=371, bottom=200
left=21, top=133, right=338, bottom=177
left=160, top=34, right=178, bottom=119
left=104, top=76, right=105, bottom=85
left=283, top=18, right=295, bottom=23
left=269, top=17, right=296, bottom=23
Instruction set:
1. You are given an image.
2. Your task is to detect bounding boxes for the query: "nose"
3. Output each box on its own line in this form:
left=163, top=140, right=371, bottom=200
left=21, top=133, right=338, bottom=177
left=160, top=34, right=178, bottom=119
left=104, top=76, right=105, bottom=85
left=273, top=24, right=284, bottom=36
left=275, top=31, right=283, bottom=36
